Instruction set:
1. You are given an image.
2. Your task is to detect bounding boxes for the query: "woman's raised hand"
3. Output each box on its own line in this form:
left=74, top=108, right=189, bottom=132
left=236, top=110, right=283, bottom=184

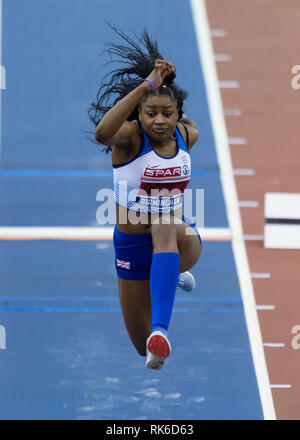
left=147, top=59, right=175, bottom=89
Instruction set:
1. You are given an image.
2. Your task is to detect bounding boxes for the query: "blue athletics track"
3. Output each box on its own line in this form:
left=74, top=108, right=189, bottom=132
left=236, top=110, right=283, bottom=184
left=0, top=0, right=273, bottom=420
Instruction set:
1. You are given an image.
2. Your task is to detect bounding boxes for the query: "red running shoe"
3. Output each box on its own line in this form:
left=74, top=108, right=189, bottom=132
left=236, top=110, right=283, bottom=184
left=146, top=331, right=171, bottom=370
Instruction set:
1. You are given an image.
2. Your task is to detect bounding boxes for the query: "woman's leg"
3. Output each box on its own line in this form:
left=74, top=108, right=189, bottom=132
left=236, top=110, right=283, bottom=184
left=151, top=216, right=202, bottom=273
left=117, top=277, right=151, bottom=357
left=149, top=217, right=202, bottom=333
left=116, top=219, right=202, bottom=359
left=175, top=220, right=202, bottom=273
left=150, top=223, right=180, bottom=334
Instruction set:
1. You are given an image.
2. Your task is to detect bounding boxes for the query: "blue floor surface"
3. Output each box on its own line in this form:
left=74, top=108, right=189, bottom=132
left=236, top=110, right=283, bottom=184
left=0, top=0, right=263, bottom=419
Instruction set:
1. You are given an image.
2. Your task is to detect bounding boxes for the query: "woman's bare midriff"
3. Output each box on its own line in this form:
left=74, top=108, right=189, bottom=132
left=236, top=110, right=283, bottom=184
left=116, top=204, right=183, bottom=234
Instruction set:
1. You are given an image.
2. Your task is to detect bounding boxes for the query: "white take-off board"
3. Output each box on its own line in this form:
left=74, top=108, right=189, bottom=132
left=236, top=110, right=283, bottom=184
left=264, top=193, right=300, bottom=249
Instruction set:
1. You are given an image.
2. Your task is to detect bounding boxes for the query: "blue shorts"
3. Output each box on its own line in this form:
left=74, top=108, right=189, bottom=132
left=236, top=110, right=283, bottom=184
left=113, top=216, right=202, bottom=281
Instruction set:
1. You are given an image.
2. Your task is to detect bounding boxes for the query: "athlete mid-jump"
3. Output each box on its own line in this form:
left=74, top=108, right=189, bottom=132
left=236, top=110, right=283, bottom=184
left=89, top=25, right=202, bottom=370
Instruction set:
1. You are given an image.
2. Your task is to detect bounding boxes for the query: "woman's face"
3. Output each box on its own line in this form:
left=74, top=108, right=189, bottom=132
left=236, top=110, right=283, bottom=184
left=139, top=94, right=179, bottom=142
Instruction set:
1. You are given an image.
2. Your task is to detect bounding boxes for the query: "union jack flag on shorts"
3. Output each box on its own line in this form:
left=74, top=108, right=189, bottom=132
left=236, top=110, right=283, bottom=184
left=116, top=259, right=131, bottom=269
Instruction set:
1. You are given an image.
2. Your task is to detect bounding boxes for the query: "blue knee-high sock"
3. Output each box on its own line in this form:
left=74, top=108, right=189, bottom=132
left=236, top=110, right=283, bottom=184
left=150, top=252, right=180, bottom=335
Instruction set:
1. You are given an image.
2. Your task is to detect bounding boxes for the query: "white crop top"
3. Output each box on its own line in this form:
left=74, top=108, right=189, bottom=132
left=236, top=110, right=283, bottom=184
left=113, top=121, right=191, bottom=214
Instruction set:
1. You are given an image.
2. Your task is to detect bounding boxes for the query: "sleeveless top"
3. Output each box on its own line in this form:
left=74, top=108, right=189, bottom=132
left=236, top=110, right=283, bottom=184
left=113, top=121, right=191, bottom=214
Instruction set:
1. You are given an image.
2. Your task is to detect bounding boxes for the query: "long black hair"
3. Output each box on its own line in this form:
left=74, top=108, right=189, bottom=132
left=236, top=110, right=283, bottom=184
left=88, top=23, right=188, bottom=153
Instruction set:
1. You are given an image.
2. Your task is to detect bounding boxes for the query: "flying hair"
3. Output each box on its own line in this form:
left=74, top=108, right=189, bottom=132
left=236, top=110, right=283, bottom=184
left=88, top=22, right=188, bottom=153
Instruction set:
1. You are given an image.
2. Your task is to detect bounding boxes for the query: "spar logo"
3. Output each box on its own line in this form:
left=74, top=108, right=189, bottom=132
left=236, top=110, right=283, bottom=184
left=144, top=166, right=181, bottom=178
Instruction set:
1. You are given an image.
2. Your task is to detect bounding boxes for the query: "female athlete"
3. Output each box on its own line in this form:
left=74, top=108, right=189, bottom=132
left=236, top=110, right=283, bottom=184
left=89, top=25, right=202, bottom=370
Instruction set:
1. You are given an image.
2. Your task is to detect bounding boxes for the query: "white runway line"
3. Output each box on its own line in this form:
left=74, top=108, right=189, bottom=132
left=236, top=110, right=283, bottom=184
left=0, top=226, right=232, bottom=241
left=264, top=193, right=300, bottom=249
left=263, top=343, right=285, bottom=348
left=190, top=0, right=276, bottom=420
left=270, top=384, right=291, bottom=389
left=0, top=227, right=115, bottom=240
left=224, top=109, right=242, bottom=116
left=256, top=305, right=276, bottom=310
left=219, top=80, right=240, bottom=88
left=214, top=54, right=231, bottom=62
left=238, top=201, right=259, bottom=208
left=233, top=169, right=255, bottom=175
left=244, top=234, right=264, bottom=241
left=229, top=137, right=247, bottom=145
left=251, top=273, right=271, bottom=279
left=210, top=29, right=228, bottom=37
left=198, top=227, right=232, bottom=241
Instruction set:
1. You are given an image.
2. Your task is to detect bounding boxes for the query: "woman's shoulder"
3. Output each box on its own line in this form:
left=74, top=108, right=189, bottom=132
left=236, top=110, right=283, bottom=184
left=176, top=120, right=199, bottom=150
left=111, top=120, right=142, bottom=167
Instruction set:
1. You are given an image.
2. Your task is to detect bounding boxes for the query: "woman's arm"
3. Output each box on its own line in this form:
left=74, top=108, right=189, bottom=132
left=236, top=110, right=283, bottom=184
left=178, top=113, right=197, bottom=128
left=95, top=59, right=175, bottom=147
left=95, top=82, right=151, bottom=147
left=177, top=113, right=199, bottom=149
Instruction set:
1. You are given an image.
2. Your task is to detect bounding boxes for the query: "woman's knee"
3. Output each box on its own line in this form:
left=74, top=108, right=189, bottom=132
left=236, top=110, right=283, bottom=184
left=179, top=241, right=202, bottom=272
left=177, top=226, right=202, bottom=272
left=151, top=221, right=177, bottom=251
